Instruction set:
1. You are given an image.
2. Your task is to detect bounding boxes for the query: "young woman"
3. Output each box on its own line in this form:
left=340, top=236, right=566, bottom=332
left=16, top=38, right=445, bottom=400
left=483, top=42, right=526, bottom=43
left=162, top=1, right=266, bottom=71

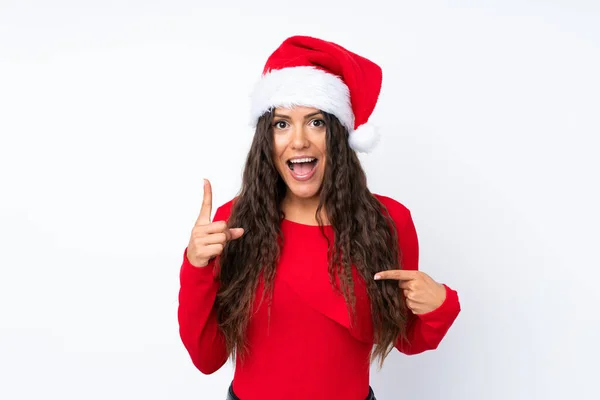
left=178, top=36, right=461, bottom=400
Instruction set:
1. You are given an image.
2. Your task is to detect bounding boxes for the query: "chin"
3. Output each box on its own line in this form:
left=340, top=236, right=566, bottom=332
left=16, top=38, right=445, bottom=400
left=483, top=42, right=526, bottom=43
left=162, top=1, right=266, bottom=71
left=286, top=183, right=322, bottom=199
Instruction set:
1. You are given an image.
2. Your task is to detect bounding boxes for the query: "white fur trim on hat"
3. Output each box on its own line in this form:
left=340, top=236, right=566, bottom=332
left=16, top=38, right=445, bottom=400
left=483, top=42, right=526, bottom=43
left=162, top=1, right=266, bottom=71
left=249, top=66, right=355, bottom=132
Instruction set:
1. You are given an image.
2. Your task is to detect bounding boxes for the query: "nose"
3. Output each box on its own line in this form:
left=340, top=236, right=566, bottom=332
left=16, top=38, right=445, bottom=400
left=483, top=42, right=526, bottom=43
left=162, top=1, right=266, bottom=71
left=290, top=124, right=310, bottom=150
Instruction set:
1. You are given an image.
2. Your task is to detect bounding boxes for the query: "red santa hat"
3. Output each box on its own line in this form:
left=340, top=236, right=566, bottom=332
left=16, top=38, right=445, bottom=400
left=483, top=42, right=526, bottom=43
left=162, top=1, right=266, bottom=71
left=249, top=35, right=383, bottom=153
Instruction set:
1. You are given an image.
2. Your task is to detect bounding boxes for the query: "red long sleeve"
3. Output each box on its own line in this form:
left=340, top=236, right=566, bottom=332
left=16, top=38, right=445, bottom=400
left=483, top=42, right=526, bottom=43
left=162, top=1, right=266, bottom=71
left=177, top=195, right=461, bottom=398
left=383, top=198, right=461, bottom=355
left=177, top=205, right=230, bottom=374
left=395, top=284, right=461, bottom=355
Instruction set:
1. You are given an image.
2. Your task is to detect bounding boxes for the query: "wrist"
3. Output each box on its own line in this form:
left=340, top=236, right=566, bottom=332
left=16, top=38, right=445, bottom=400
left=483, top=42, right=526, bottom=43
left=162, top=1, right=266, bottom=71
left=435, top=283, right=447, bottom=308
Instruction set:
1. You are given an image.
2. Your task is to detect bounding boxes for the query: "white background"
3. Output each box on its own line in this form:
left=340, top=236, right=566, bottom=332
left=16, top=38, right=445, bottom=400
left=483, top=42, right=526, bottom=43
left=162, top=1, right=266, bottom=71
left=1, top=1, right=599, bottom=399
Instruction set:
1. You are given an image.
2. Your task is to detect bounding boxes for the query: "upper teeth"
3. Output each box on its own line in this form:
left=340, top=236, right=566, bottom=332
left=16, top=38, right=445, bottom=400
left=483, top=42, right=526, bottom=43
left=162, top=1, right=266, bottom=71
left=290, top=158, right=316, bottom=163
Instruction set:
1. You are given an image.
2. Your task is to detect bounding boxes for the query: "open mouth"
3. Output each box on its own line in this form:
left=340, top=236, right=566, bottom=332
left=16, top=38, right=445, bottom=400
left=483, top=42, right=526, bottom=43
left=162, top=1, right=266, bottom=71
left=287, top=157, right=318, bottom=181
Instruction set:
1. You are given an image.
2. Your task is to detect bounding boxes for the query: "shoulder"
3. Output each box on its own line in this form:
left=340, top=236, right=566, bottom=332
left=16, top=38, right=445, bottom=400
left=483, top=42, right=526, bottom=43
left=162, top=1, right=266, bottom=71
left=372, top=193, right=413, bottom=227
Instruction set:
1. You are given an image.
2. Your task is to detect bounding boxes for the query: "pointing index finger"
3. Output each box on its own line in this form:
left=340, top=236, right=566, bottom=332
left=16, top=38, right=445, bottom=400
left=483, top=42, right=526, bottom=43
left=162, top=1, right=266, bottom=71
left=374, top=269, right=418, bottom=281
left=196, top=179, right=212, bottom=226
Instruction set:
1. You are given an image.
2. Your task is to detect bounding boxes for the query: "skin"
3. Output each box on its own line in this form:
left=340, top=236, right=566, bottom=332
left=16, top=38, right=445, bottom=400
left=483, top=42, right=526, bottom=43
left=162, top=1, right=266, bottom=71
left=186, top=179, right=244, bottom=268
left=374, top=270, right=447, bottom=315
left=186, top=106, right=447, bottom=314
left=271, top=106, right=329, bottom=225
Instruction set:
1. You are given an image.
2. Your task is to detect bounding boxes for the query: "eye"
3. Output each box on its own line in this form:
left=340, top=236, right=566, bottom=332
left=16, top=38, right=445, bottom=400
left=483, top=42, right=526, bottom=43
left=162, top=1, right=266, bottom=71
left=273, top=120, right=288, bottom=129
left=310, top=119, right=326, bottom=128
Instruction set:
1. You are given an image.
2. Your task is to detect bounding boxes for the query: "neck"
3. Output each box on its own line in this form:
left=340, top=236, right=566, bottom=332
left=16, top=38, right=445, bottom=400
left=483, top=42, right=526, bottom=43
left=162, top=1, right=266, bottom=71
left=281, top=192, right=329, bottom=226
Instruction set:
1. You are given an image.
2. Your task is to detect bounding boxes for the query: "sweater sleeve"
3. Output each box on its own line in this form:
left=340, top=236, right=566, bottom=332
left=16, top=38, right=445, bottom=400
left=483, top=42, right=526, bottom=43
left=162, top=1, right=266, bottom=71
left=177, top=205, right=230, bottom=374
left=392, top=208, right=461, bottom=355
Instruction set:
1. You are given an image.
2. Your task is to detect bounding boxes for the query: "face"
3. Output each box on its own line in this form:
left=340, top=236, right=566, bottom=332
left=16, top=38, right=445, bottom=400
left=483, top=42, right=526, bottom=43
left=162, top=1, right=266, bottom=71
left=271, top=106, right=327, bottom=201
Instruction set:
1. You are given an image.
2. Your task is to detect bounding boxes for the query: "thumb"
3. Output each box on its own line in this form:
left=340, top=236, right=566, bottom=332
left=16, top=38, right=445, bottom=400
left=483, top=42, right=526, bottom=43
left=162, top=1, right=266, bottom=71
left=228, top=228, right=245, bottom=240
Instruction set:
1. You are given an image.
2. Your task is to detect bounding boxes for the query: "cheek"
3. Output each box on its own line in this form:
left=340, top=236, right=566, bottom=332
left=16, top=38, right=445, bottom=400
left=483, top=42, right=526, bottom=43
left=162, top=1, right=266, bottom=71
left=315, top=130, right=327, bottom=153
left=273, top=134, right=288, bottom=157
left=272, top=136, right=288, bottom=172
left=317, top=137, right=327, bottom=159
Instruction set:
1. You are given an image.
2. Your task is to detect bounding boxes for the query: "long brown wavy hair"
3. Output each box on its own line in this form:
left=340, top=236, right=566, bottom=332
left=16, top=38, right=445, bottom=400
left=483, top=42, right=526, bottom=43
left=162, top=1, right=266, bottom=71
left=215, top=109, right=409, bottom=369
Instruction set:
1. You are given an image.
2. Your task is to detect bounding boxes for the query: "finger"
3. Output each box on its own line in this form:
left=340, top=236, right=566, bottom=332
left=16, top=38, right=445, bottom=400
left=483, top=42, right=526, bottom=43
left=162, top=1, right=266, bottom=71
left=403, top=289, right=411, bottom=299
left=201, top=232, right=228, bottom=245
left=374, top=269, right=418, bottom=281
left=203, top=243, right=225, bottom=258
left=196, top=179, right=213, bottom=226
left=196, top=226, right=244, bottom=242
left=229, top=228, right=245, bottom=240
left=200, top=221, right=228, bottom=234
left=406, top=298, right=423, bottom=311
left=398, top=279, right=419, bottom=291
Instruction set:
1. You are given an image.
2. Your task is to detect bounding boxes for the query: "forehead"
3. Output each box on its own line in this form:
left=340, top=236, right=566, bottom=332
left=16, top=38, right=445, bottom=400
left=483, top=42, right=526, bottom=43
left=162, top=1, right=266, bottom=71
left=273, top=106, right=322, bottom=117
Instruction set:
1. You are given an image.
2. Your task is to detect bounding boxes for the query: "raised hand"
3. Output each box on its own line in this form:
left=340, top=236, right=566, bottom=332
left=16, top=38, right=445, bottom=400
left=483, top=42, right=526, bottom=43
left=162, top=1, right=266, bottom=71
left=374, top=270, right=446, bottom=315
left=186, top=179, right=244, bottom=268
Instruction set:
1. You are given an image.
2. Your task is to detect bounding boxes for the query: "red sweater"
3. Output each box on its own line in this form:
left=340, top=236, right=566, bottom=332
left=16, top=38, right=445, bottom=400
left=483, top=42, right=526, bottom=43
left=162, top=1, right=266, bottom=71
left=178, top=194, right=461, bottom=399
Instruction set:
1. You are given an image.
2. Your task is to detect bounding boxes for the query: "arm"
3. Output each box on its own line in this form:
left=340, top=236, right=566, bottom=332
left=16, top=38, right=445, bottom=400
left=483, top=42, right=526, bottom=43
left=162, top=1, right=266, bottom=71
left=177, top=206, right=229, bottom=374
left=393, top=210, right=461, bottom=355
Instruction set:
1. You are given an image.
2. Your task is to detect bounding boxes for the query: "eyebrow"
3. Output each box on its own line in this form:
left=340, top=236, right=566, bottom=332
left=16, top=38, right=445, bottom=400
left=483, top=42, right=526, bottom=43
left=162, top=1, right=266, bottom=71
left=273, top=111, right=323, bottom=120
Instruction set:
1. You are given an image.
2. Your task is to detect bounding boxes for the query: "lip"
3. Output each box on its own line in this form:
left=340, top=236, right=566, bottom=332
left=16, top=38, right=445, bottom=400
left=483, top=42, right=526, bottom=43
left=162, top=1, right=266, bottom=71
left=287, top=155, right=318, bottom=162
left=287, top=157, right=318, bottom=182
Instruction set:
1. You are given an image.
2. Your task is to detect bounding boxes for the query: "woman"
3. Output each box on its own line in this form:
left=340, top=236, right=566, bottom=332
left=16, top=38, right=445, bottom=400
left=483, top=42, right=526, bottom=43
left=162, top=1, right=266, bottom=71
left=178, top=36, right=461, bottom=400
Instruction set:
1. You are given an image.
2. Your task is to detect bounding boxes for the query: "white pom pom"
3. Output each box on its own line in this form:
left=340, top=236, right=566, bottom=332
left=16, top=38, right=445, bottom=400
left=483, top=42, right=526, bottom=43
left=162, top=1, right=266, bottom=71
left=348, top=123, right=380, bottom=153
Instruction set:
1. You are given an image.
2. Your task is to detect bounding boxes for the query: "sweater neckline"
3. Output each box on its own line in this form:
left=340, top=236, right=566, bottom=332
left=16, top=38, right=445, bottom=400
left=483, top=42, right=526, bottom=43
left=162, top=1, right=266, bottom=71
left=281, top=218, right=332, bottom=229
